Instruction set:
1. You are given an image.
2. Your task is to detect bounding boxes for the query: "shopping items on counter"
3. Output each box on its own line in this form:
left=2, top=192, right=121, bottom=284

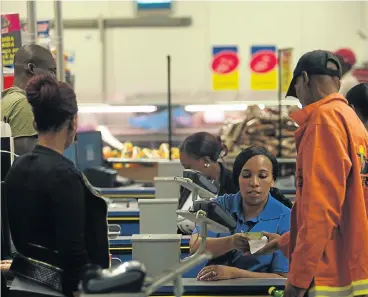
left=269, top=287, right=284, bottom=297
left=220, top=105, right=299, bottom=158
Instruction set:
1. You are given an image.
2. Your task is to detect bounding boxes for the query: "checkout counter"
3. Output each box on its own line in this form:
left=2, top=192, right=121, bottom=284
left=82, top=172, right=287, bottom=297
left=62, top=133, right=290, bottom=295
left=84, top=278, right=286, bottom=296
left=2, top=143, right=287, bottom=296
left=105, top=171, right=295, bottom=282
left=105, top=188, right=295, bottom=237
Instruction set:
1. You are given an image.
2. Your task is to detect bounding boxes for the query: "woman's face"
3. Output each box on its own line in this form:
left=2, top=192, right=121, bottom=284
left=238, top=155, right=274, bottom=206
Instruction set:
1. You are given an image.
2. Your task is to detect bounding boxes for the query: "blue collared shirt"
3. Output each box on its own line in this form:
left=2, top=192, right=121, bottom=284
left=192, top=192, right=291, bottom=273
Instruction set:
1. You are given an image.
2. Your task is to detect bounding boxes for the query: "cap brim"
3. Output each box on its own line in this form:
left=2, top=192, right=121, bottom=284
left=285, top=77, right=297, bottom=98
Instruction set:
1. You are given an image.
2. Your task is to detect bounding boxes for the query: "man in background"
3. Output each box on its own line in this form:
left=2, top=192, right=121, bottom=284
left=262, top=50, right=368, bottom=297
left=1, top=44, right=56, bottom=155
left=334, top=48, right=360, bottom=96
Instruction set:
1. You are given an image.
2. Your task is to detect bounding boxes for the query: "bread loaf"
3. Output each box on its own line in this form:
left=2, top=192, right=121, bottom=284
left=219, top=105, right=300, bottom=158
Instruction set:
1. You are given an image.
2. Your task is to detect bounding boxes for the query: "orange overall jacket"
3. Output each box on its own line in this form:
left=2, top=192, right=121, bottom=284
left=281, top=94, right=368, bottom=297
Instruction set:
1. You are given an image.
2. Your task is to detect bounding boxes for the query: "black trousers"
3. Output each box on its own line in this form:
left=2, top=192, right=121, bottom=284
left=2, top=273, right=9, bottom=297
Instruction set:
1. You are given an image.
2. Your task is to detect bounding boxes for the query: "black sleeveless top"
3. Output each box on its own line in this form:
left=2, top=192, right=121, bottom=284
left=5, top=145, right=109, bottom=296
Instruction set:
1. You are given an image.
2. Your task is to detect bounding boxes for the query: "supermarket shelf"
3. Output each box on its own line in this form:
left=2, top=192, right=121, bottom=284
left=116, top=134, right=186, bottom=143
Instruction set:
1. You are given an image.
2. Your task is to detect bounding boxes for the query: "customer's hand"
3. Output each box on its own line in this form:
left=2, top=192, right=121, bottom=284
left=231, top=233, right=250, bottom=252
left=197, top=265, right=239, bottom=281
left=254, top=232, right=280, bottom=255
left=72, top=291, right=80, bottom=297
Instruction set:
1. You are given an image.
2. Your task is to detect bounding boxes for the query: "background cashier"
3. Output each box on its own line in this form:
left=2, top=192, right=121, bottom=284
left=177, top=132, right=239, bottom=234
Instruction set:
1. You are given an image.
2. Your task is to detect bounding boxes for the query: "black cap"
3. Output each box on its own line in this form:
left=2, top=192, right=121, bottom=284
left=286, top=50, right=342, bottom=98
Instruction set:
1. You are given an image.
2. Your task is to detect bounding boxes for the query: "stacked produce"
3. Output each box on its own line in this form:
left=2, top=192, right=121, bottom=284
left=103, top=142, right=180, bottom=160
left=220, top=105, right=299, bottom=158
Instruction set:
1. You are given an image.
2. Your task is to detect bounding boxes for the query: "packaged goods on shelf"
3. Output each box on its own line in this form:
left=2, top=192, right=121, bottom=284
left=220, top=105, right=299, bottom=158
left=102, top=142, right=180, bottom=160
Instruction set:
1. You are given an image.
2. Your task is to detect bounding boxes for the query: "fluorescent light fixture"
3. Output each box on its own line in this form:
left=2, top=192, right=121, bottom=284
left=78, top=104, right=157, bottom=114
left=184, top=104, right=248, bottom=112
left=218, top=100, right=300, bottom=106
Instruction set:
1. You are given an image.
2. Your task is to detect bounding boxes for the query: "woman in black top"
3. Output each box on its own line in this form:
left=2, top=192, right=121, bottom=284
left=5, top=75, right=109, bottom=297
left=177, top=132, right=239, bottom=233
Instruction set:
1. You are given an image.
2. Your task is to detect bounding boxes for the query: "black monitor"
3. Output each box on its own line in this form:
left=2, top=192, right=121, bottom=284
left=1, top=137, right=12, bottom=181
left=76, top=131, right=103, bottom=171
left=64, top=142, right=77, bottom=166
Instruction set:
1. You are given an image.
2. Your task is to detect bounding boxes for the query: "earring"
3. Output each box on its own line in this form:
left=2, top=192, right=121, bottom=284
left=204, top=163, right=210, bottom=168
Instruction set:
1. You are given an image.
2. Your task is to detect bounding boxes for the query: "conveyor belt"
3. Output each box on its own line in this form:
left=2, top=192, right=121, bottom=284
left=153, top=278, right=286, bottom=295
left=81, top=278, right=285, bottom=296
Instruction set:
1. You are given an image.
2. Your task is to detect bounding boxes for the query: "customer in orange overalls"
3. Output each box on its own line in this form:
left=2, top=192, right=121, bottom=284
left=256, top=50, right=368, bottom=297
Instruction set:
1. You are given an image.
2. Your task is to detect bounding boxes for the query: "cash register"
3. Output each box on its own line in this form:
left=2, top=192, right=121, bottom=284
left=64, top=131, right=133, bottom=188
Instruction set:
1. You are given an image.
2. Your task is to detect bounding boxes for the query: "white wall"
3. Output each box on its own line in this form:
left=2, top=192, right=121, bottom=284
left=362, top=1, right=368, bottom=62
left=364, top=1, right=368, bottom=30
left=2, top=1, right=366, bottom=104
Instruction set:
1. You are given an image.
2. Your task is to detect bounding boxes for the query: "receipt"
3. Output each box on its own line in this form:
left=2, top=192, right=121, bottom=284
left=249, top=236, right=268, bottom=254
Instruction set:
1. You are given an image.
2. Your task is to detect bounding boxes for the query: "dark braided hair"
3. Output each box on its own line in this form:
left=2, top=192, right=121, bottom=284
left=26, top=74, right=77, bottom=133
left=232, top=146, right=292, bottom=208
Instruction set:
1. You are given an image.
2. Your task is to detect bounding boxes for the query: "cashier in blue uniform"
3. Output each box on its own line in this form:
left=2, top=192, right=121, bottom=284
left=189, top=146, right=291, bottom=280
